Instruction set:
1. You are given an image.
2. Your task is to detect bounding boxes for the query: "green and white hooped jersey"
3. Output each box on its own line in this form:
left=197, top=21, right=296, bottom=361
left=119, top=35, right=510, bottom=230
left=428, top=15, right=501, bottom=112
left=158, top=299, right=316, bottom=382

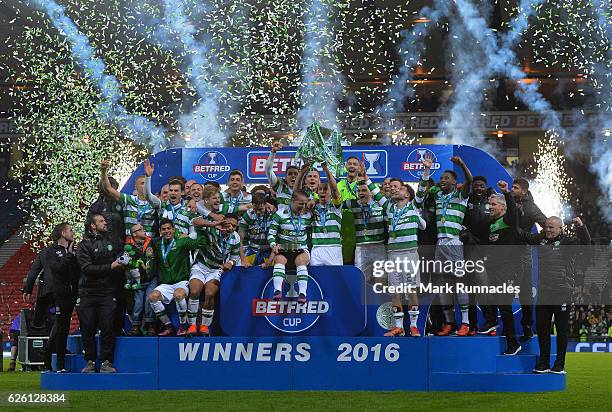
left=222, top=191, right=252, bottom=210
left=368, top=179, right=426, bottom=251
left=342, top=199, right=386, bottom=245
left=432, top=187, right=468, bottom=239
left=196, top=227, right=241, bottom=270
left=272, top=179, right=293, bottom=208
left=239, top=209, right=273, bottom=251
left=311, top=201, right=342, bottom=247
left=119, top=193, right=157, bottom=238
left=174, top=208, right=196, bottom=235
left=267, top=208, right=312, bottom=251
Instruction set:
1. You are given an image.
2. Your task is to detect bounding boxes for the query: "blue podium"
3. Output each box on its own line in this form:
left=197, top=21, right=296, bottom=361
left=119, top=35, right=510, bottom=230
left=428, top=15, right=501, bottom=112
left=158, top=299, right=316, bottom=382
left=41, top=267, right=565, bottom=392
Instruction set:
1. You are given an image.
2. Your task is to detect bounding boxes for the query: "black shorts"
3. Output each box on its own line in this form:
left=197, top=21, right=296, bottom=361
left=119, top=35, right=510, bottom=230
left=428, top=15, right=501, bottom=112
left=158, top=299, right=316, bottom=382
left=278, top=250, right=309, bottom=267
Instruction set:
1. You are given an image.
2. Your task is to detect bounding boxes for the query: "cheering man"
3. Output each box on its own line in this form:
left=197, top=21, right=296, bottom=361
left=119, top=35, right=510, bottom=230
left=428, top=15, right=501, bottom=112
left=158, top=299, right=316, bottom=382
left=310, top=163, right=343, bottom=266
left=239, top=192, right=274, bottom=267
left=267, top=190, right=313, bottom=303
left=265, top=141, right=300, bottom=210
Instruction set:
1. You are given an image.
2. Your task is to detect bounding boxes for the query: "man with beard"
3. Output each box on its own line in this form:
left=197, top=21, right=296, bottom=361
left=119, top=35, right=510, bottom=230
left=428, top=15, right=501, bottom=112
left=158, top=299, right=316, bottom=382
left=267, top=190, right=313, bottom=303
left=485, top=182, right=522, bottom=355
left=77, top=213, right=127, bottom=372
left=463, top=176, right=497, bottom=335
left=87, top=175, right=124, bottom=244
left=528, top=217, right=591, bottom=374
left=265, top=141, right=300, bottom=210
left=337, top=156, right=361, bottom=264
left=512, top=177, right=547, bottom=338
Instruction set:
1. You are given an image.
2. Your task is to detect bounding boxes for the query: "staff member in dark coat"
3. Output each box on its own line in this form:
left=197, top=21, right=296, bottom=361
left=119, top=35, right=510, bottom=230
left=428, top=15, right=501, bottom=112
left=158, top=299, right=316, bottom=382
left=43, top=223, right=80, bottom=372
left=527, top=216, right=591, bottom=374
left=511, top=178, right=547, bottom=337
left=484, top=181, right=522, bottom=356
left=76, top=213, right=126, bottom=373
left=23, top=246, right=54, bottom=332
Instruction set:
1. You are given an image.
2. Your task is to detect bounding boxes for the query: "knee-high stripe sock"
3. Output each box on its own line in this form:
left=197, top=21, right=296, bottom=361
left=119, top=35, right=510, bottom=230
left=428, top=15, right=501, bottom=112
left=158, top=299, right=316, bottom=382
left=201, top=309, right=214, bottom=327
left=187, top=299, right=199, bottom=325
left=460, top=304, right=469, bottom=324
left=176, top=298, right=187, bottom=324
left=151, top=300, right=171, bottom=325
left=296, top=265, right=308, bottom=296
left=409, top=305, right=420, bottom=328
left=273, top=263, right=286, bottom=292
left=392, top=305, right=404, bottom=329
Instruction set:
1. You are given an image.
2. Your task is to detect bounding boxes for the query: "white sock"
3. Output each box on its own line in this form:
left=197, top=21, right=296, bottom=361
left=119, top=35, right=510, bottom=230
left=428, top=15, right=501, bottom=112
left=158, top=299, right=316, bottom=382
left=273, top=263, right=285, bottom=292
left=151, top=300, right=171, bottom=325
left=296, top=265, right=308, bottom=296
left=393, top=307, right=404, bottom=329
left=409, top=306, right=420, bottom=328
left=461, top=307, right=469, bottom=324
left=176, top=298, right=187, bottom=324
left=187, top=298, right=199, bottom=325
left=201, top=309, right=214, bottom=326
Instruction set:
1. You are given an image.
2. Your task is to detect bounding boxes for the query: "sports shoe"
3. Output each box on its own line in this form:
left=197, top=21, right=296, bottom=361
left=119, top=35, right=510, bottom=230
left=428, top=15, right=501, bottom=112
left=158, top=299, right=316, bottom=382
left=158, top=325, right=176, bottom=336
left=533, top=363, right=550, bottom=374
left=456, top=323, right=470, bottom=337
left=503, top=344, right=522, bottom=356
left=199, top=324, right=210, bottom=336
left=479, top=322, right=498, bottom=335
left=550, top=362, right=566, bottom=374
left=186, top=324, right=198, bottom=337
left=436, top=323, right=454, bottom=336
left=128, top=325, right=142, bottom=336
left=100, top=360, right=116, bottom=373
left=384, top=327, right=405, bottom=337
left=298, top=293, right=307, bottom=304
left=409, top=326, right=421, bottom=337
left=273, top=290, right=282, bottom=301
left=177, top=325, right=188, bottom=336
left=487, top=329, right=497, bottom=336
left=81, top=360, right=96, bottom=373
left=57, top=368, right=68, bottom=374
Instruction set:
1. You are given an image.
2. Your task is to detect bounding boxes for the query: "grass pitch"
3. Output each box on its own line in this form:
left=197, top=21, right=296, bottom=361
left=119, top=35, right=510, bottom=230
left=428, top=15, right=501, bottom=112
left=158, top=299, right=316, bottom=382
left=1, top=353, right=611, bottom=411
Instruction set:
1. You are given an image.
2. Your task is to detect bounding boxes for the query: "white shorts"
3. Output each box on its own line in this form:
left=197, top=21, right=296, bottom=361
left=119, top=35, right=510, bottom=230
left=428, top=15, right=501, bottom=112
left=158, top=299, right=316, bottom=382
left=387, top=248, right=420, bottom=288
left=310, top=246, right=343, bottom=266
left=435, top=237, right=465, bottom=277
left=154, top=281, right=189, bottom=304
left=190, top=262, right=222, bottom=285
left=355, top=243, right=386, bottom=282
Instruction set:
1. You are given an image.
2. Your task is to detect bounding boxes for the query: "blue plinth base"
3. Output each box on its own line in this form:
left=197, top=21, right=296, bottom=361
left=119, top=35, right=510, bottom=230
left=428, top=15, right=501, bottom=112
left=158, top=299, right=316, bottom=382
left=41, top=335, right=565, bottom=391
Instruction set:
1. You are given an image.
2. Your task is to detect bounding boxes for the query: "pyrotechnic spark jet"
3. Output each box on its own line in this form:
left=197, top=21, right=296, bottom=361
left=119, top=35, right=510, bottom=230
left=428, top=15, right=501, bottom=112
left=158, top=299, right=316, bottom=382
left=528, top=132, right=572, bottom=222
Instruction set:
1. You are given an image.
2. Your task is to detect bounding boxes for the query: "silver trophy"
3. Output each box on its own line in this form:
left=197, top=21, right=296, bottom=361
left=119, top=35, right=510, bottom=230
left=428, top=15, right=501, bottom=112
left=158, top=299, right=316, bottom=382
left=416, top=149, right=428, bottom=162
left=364, top=152, right=380, bottom=175
left=207, top=152, right=217, bottom=165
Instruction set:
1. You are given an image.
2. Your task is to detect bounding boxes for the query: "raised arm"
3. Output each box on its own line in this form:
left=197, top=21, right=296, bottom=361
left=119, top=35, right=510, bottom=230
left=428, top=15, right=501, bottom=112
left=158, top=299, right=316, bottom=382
left=192, top=217, right=225, bottom=228
left=322, top=162, right=340, bottom=201
left=498, top=181, right=518, bottom=228
left=100, top=160, right=121, bottom=201
left=144, top=160, right=162, bottom=210
left=294, top=161, right=309, bottom=191
left=266, top=141, right=283, bottom=188
left=414, top=154, right=432, bottom=208
left=451, top=156, right=473, bottom=198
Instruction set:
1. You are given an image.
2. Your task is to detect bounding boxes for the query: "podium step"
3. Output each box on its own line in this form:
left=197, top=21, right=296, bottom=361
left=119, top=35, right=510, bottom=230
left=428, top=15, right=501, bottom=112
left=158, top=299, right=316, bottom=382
left=41, top=371, right=157, bottom=390
left=495, top=355, right=537, bottom=373
left=51, top=354, right=88, bottom=373
left=430, top=371, right=566, bottom=392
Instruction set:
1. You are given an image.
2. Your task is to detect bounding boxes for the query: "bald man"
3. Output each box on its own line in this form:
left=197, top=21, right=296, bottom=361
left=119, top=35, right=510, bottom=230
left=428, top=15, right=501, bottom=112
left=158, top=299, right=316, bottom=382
left=526, top=216, right=591, bottom=374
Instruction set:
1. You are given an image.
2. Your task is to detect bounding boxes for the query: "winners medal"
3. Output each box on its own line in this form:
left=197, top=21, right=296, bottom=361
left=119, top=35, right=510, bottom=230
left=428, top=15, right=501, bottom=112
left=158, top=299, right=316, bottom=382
left=441, top=216, right=446, bottom=224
